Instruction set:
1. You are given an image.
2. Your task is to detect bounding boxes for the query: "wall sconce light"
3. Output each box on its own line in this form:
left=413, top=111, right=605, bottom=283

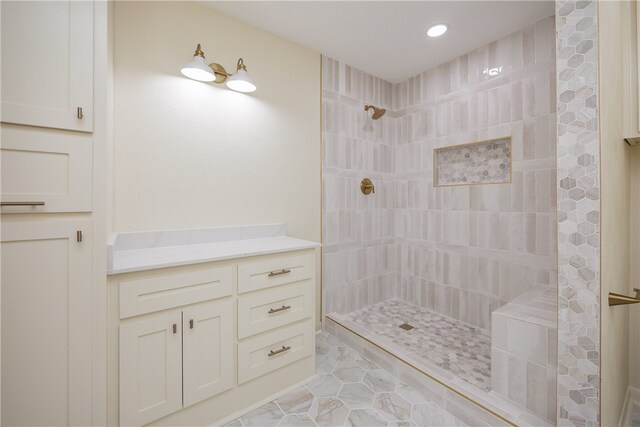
left=180, top=43, right=256, bottom=93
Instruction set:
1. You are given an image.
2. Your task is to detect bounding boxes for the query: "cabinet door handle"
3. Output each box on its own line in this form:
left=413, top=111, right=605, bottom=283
left=268, top=305, right=291, bottom=314
left=76, top=230, right=83, bottom=242
left=77, top=107, right=83, bottom=119
left=172, top=323, right=177, bottom=334
left=268, top=345, right=291, bottom=357
left=189, top=319, right=194, bottom=329
left=268, top=269, right=291, bottom=277
left=0, top=201, right=45, bottom=206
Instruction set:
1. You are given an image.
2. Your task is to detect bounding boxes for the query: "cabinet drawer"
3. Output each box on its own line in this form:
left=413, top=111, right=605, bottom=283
left=0, top=126, right=92, bottom=212
left=238, top=253, right=313, bottom=294
left=238, top=321, right=313, bottom=384
left=119, top=266, right=233, bottom=319
left=238, top=280, right=312, bottom=339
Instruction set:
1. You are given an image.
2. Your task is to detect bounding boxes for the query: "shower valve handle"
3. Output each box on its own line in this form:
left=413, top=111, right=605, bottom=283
left=361, top=178, right=375, bottom=195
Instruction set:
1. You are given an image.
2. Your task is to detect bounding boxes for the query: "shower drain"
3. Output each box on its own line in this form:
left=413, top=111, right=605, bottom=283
left=399, top=323, right=414, bottom=331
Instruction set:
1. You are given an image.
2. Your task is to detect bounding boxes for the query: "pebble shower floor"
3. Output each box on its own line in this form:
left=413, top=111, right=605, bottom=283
left=344, top=300, right=492, bottom=392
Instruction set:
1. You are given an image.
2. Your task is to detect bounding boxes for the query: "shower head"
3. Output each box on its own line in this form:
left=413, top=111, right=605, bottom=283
left=365, top=104, right=386, bottom=120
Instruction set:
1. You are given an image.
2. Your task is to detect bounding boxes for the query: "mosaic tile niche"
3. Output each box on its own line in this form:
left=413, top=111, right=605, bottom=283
left=434, top=137, right=512, bottom=186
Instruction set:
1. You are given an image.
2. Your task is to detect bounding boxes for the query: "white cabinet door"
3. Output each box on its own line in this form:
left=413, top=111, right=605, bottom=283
left=0, top=126, right=93, bottom=212
left=120, top=311, right=183, bottom=427
left=183, top=299, right=234, bottom=407
left=1, top=220, right=92, bottom=426
left=1, top=1, right=93, bottom=132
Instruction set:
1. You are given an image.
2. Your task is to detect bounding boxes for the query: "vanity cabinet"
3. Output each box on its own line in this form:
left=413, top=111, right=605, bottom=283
left=1, top=0, right=93, bottom=132
left=109, top=249, right=316, bottom=427
left=120, top=299, right=234, bottom=426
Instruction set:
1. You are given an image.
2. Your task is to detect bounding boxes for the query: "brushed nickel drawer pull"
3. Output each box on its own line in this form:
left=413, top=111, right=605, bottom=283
left=77, top=107, right=83, bottom=119
left=268, top=345, right=291, bottom=357
left=0, top=201, right=45, bottom=206
left=172, top=323, right=177, bottom=334
left=268, top=305, right=291, bottom=314
left=268, top=269, right=291, bottom=277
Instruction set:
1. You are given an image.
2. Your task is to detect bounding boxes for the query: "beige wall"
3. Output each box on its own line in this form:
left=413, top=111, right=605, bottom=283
left=111, top=2, right=322, bottom=325
left=599, top=1, right=635, bottom=425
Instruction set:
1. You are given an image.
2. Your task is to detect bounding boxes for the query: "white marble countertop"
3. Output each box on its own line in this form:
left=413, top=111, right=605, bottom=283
left=107, top=224, right=320, bottom=275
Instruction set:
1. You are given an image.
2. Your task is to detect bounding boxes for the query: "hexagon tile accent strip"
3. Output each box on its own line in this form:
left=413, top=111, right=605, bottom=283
left=555, top=1, right=600, bottom=426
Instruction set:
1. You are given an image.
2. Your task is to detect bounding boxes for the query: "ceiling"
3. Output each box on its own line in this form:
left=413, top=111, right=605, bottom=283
left=201, top=1, right=555, bottom=83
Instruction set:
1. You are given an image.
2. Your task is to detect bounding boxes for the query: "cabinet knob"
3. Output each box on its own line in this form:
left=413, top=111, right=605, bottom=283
left=77, top=107, right=83, bottom=119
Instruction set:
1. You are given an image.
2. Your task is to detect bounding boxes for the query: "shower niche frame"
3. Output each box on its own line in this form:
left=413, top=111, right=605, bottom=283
left=433, top=136, right=512, bottom=187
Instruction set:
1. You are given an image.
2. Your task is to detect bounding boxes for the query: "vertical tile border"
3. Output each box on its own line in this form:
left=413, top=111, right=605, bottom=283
left=555, top=1, right=600, bottom=426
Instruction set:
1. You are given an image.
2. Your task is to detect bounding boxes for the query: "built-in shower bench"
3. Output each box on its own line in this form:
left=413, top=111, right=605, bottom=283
left=490, top=286, right=558, bottom=423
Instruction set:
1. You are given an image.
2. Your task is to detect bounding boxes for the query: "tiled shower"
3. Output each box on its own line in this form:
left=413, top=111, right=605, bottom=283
left=322, top=15, right=558, bottom=425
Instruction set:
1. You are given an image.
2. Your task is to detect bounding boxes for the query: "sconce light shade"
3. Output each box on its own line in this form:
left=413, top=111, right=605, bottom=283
left=225, top=58, right=256, bottom=93
left=226, top=69, right=256, bottom=93
left=181, top=55, right=215, bottom=82
left=181, top=45, right=256, bottom=92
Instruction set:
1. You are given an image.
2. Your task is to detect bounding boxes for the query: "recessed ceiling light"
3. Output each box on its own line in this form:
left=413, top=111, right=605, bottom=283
left=427, top=24, right=448, bottom=38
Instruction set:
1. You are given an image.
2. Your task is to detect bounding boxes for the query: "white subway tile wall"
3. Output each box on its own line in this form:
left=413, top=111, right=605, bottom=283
left=322, top=15, right=558, bottom=332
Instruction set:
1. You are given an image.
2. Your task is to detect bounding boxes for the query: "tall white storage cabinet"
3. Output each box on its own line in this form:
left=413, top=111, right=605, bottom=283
left=0, top=1, right=107, bottom=425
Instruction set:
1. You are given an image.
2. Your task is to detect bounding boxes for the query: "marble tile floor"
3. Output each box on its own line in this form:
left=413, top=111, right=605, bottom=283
left=343, top=300, right=492, bottom=392
left=223, top=332, right=465, bottom=427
